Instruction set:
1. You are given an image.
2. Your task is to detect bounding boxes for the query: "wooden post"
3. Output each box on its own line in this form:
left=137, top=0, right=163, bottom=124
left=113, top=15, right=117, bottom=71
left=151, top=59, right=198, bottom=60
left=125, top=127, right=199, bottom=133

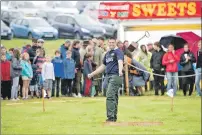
left=42, top=89, right=45, bottom=112
left=124, top=55, right=129, bottom=95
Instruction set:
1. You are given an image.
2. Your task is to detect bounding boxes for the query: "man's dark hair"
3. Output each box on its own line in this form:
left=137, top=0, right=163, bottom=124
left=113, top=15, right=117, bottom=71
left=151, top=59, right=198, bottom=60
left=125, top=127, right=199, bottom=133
left=108, top=37, right=116, bottom=41
left=123, top=40, right=129, bottom=44
left=32, top=38, right=37, bottom=43
left=98, top=37, right=104, bottom=41
left=9, top=48, right=14, bottom=52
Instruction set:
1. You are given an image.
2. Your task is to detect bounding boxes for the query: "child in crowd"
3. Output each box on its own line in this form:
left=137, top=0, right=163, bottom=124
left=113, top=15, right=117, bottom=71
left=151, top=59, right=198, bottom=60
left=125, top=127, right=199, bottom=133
left=33, top=48, right=46, bottom=97
left=62, top=51, right=75, bottom=97
left=21, top=52, right=33, bottom=100
left=51, top=50, right=63, bottom=97
left=42, top=56, right=55, bottom=99
left=1, top=47, right=11, bottom=61
left=30, top=64, right=39, bottom=98
left=11, top=49, right=22, bottom=101
left=83, top=53, right=93, bottom=97
left=1, top=54, right=12, bottom=100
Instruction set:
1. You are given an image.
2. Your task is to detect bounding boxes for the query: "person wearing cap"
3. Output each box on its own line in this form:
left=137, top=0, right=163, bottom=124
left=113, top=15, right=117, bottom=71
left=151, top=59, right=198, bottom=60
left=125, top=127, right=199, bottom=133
left=60, top=40, right=71, bottom=60
left=27, top=38, right=38, bottom=64
left=37, top=39, right=46, bottom=56
left=79, top=40, right=89, bottom=66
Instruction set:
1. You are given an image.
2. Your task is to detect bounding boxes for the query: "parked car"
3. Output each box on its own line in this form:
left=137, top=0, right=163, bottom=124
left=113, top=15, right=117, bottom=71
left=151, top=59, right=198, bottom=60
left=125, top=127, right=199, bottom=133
left=52, top=14, right=106, bottom=39
left=37, top=9, right=60, bottom=24
left=8, top=1, right=38, bottom=16
left=1, top=9, right=24, bottom=26
left=46, top=1, right=79, bottom=14
left=10, top=17, right=58, bottom=39
left=1, top=20, right=13, bottom=40
left=98, top=22, right=117, bottom=38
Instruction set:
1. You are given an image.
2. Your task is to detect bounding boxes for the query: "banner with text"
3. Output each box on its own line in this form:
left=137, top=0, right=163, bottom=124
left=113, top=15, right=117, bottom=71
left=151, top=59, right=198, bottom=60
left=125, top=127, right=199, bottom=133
left=98, top=1, right=201, bottom=19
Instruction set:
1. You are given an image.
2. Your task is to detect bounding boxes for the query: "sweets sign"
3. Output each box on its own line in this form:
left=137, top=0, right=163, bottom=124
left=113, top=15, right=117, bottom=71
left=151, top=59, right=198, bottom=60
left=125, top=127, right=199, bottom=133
left=98, top=1, right=201, bottom=19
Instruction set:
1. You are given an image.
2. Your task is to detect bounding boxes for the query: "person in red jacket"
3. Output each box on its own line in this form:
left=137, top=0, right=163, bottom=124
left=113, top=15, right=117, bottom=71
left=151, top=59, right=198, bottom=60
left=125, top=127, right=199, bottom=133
left=1, top=54, right=12, bottom=100
left=162, top=44, right=180, bottom=96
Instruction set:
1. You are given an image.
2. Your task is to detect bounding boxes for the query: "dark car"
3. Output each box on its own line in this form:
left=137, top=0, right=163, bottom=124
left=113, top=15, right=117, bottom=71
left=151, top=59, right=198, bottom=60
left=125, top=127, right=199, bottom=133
left=52, top=14, right=106, bottom=39
left=37, top=9, right=60, bottom=24
left=1, top=20, right=13, bottom=40
left=1, top=9, right=24, bottom=26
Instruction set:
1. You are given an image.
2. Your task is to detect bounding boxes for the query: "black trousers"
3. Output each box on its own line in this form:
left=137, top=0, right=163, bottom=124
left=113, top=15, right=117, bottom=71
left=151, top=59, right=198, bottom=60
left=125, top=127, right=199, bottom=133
left=181, top=71, right=195, bottom=96
left=63, top=79, right=73, bottom=96
left=61, top=79, right=65, bottom=95
left=18, top=76, right=23, bottom=98
left=52, top=77, right=61, bottom=97
left=153, top=70, right=165, bottom=95
left=1, top=81, right=12, bottom=99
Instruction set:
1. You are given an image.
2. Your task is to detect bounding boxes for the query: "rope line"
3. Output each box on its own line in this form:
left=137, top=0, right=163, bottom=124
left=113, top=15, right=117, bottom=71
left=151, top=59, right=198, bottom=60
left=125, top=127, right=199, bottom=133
left=93, top=63, right=201, bottom=80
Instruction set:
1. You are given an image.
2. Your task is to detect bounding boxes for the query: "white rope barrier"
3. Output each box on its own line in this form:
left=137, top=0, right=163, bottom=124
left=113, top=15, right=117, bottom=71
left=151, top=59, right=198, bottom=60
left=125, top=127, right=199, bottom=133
left=93, top=62, right=201, bottom=80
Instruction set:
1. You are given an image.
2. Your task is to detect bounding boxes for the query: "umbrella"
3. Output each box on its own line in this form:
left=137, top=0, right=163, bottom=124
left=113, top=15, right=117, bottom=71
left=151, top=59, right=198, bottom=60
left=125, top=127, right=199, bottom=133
left=160, top=35, right=188, bottom=50
left=176, top=31, right=201, bottom=58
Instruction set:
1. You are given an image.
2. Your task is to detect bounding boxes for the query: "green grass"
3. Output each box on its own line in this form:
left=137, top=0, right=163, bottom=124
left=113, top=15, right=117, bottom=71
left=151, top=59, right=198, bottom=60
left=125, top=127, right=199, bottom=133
left=1, top=95, right=201, bottom=134
left=1, top=38, right=201, bottom=134
left=1, top=38, right=67, bottom=57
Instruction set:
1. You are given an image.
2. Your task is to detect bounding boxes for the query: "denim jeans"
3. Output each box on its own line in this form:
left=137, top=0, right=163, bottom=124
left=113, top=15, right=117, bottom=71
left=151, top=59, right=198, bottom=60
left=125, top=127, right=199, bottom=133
left=166, top=72, right=178, bottom=96
left=11, top=77, right=19, bottom=99
left=195, top=68, right=202, bottom=96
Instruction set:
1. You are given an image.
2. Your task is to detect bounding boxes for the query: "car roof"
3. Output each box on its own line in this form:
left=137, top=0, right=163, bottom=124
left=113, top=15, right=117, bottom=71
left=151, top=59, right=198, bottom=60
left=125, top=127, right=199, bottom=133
left=21, top=17, right=43, bottom=20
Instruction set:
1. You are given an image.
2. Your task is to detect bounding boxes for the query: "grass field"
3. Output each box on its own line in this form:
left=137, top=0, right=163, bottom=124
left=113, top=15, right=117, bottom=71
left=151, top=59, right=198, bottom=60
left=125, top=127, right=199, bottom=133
left=1, top=95, right=201, bottom=134
left=1, top=38, right=201, bottom=134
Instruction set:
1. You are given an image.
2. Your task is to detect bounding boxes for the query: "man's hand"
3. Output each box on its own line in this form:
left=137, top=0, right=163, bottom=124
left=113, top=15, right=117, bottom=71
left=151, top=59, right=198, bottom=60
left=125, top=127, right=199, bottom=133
left=119, top=71, right=123, bottom=77
left=185, top=58, right=189, bottom=62
left=88, top=73, right=93, bottom=79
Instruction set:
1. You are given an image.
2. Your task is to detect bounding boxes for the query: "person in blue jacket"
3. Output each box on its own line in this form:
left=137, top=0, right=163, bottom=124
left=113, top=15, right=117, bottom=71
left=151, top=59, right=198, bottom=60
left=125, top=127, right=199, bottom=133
left=51, top=50, right=63, bottom=97
left=62, top=50, right=76, bottom=97
left=60, top=40, right=71, bottom=60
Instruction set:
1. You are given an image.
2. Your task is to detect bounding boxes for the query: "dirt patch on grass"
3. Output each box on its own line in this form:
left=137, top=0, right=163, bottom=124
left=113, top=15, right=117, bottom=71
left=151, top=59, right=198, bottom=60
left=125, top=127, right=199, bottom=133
left=103, top=121, right=163, bottom=126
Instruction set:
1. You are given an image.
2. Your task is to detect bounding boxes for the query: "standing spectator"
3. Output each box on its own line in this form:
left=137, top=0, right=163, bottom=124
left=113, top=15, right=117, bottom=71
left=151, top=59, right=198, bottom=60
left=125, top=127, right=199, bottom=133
left=92, top=38, right=103, bottom=96
left=180, top=44, right=196, bottom=96
left=22, top=44, right=32, bottom=54
left=37, top=39, right=46, bottom=56
left=195, top=40, right=202, bottom=96
left=162, top=44, right=180, bottom=96
left=30, top=64, right=39, bottom=98
left=42, top=56, right=55, bottom=99
left=131, top=42, right=140, bottom=59
left=27, top=38, right=38, bottom=64
left=33, top=48, right=46, bottom=97
left=117, top=41, right=124, bottom=51
left=137, top=45, right=153, bottom=91
left=1, top=47, right=11, bottom=61
left=60, top=40, right=71, bottom=60
left=71, top=40, right=82, bottom=97
left=60, top=40, right=71, bottom=96
left=51, top=50, right=63, bottom=97
left=79, top=40, right=88, bottom=66
left=62, top=51, right=75, bottom=97
left=83, top=53, right=93, bottom=96
left=21, top=53, right=33, bottom=100
left=147, top=42, right=155, bottom=54
left=1, top=54, right=12, bottom=100
left=11, top=49, right=22, bottom=101
left=9, top=48, right=14, bottom=59
left=98, top=37, right=106, bottom=52
left=150, top=42, right=165, bottom=96
left=123, top=40, right=129, bottom=49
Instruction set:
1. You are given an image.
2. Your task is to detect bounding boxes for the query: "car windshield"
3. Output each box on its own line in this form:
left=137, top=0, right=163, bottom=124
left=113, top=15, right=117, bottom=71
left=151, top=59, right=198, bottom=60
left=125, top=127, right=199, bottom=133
left=10, top=12, right=24, bottom=18
left=28, top=19, right=51, bottom=27
left=74, top=15, right=98, bottom=26
left=1, top=21, right=7, bottom=28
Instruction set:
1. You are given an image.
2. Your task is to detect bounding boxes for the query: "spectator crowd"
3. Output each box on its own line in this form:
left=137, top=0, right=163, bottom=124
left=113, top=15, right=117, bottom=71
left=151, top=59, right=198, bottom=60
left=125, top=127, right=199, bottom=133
left=1, top=37, right=202, bottom=101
